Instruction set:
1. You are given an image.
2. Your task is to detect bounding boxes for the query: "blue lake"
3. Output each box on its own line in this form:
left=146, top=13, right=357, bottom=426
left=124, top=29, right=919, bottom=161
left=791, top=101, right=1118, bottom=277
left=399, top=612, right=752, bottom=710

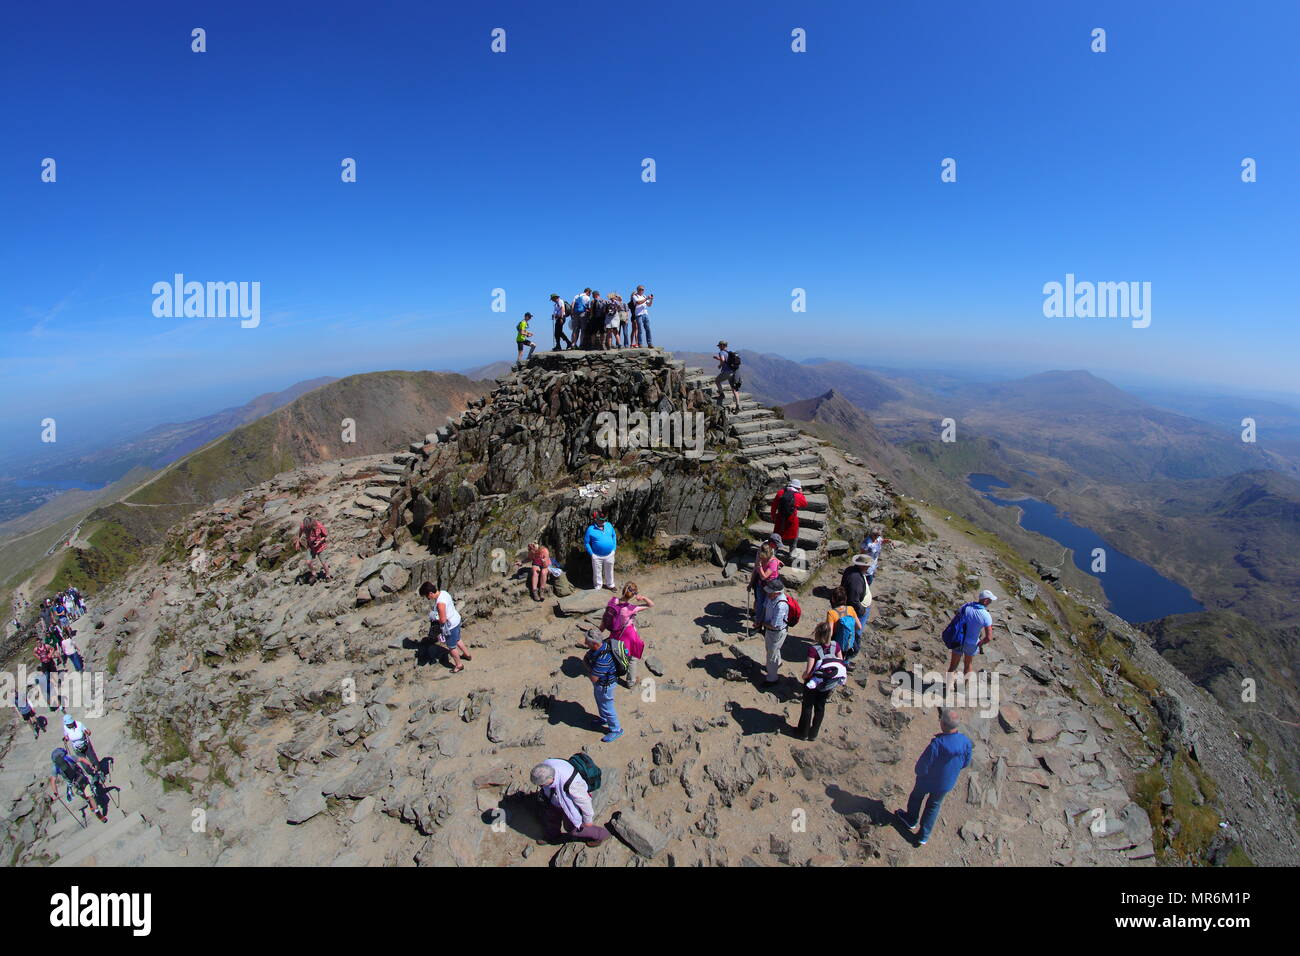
left=968, top=473, right=1202, bottom=623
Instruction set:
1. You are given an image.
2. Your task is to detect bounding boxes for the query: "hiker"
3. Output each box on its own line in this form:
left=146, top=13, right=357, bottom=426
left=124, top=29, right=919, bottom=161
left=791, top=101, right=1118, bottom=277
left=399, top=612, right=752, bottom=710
left=602, top=582, right=653, bottom=687
left=607, top=294, right=626, bottom=349
left=62, top=714, right=99, bottom=771
left=515, top=312, right=537, bottom=365
left=760, top=577, right=791, bottom=688
left=582, top=631, right=624, bottom=742
left=293, top=515, right=331, bottom=581
left=770, top=479, right=807, bottom=550
left=826, top=587, right=863, bottom=667
left=749, top=542, right=782, bottom=635
left=944, top=590, right=996, bottom=693
left=48, top=747, right=105, bottom=822
left=584, top=510, right=618, bottom=591
left=897, top=708, right=973, bottom=846
left=630, top=286, right=653, bottom=347
left=550, top=295, right=573, bottom=350
left=713, top=340, right=742, bottom=410
left=794, top=623, right=847, bottom=741
left=521, top=542, right=552, bottom=602
left=530, top=759, right=610, bottom=845
left=571, top=288, right=592, bottom=346
left=33, top=640, right=60, bottom=711
left=840, top=553, right=874, bottom=626
left=60, top=632, right=84, bottom=673
left=586, top=292, right=605, bottom=349
left=419, top=582, right=472, bottom=673
left=619, top=293, right=633, bottom=347
left=860, top=527, right=889, bottom=584
left=14, top=689, right=41, bottom=739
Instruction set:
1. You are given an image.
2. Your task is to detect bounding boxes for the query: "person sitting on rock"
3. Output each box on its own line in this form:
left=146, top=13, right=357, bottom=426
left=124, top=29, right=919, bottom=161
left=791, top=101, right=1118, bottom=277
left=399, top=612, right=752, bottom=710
left=602, top=582, right=653, bottom=687
left=293, top=515, right=331, bottom=582
left=770, top=479, right=807, bottom=551
left=794, top=623, right=846, bottom=741
left=530, top=759, right=610, bottom=846
left=897, top=708, right=973, bottom=847
left=520, top=542, right=551, bottom=602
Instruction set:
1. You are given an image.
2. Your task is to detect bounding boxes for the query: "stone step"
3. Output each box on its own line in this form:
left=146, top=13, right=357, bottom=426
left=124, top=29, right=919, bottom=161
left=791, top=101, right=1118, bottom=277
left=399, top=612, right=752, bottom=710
left=362, top=486, right=396, bottom=503
left=369, top=474, right=402, bottom=485
left=731, top=417, right=785, bottom=435
left=392, top=452, right=417, bottom=465
left=378, top=463, right=408, bottom=476
left=353, top=498, right=381, bottom=513
left=742, top=441, right=817, bottom=461
left=748, top=521, right=824, bottom=551
left=737, top=428, right=801, bottom=446
left=728, top=407, right=770, bottom=422
left=751, top=453, right=821, bottom=471
left=408, top=441, right=425, bottom=454
left=801, top=493, right=829, bottom=513
left=766, top=471, right=825, bottom=492
left=52, top=812, right=147, bottom=868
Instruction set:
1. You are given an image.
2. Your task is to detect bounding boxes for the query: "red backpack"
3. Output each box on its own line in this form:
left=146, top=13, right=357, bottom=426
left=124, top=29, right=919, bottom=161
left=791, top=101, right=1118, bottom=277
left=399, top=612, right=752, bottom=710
left=785, top=593, right=802, bottom=629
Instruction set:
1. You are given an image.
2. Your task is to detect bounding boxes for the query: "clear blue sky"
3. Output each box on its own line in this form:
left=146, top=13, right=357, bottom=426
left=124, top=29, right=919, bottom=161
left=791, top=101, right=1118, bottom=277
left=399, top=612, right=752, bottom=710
left=2, top=0, right=1297, bottom=459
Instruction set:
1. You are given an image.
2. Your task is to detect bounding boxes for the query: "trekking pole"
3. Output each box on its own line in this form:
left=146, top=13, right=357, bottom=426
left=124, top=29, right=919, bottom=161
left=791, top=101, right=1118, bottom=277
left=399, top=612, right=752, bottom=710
left=53, top=793, right=88, bottom=830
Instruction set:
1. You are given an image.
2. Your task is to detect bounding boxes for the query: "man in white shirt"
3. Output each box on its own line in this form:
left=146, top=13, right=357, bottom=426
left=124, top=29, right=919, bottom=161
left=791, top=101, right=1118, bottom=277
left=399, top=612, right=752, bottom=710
left=530, top=759, right=610, bottom=845
left=630, top=286, right=653, bottom=347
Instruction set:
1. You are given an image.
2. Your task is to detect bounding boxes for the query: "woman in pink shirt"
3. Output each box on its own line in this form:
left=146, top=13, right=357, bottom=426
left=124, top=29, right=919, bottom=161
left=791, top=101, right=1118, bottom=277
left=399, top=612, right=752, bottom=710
left=749, top=543, right=782, bottom=635
left=603, top=582, right=654, bottom=686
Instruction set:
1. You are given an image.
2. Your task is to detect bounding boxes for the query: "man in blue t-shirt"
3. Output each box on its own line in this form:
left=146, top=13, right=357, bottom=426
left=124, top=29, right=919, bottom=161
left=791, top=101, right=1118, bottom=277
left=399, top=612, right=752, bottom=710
left=897, top=709, right=973, bottom=845
left=945, top=589, right=995, bottom=694
left=584, top=633, right=624, bottom=743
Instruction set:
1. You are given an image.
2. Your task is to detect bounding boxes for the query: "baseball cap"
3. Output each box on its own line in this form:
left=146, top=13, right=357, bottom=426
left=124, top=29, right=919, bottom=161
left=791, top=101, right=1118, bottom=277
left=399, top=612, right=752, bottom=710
left=978, top=589, right=997, bottom=602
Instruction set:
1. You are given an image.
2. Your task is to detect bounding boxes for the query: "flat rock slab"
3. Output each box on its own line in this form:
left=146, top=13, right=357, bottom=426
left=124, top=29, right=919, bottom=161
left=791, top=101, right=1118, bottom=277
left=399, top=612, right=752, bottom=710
left=608, top=810, right=669, bottom=858
left=557, top=590, right=611, bottom=616
left=286, top=787, right=327, bottom=824
left=1028, top=720, right=1062, bottom=743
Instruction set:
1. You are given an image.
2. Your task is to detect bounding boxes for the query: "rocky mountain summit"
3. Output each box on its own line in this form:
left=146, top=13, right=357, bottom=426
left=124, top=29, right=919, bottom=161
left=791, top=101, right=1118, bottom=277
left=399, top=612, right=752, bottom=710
left=2, top=349, right=1295, bottom=867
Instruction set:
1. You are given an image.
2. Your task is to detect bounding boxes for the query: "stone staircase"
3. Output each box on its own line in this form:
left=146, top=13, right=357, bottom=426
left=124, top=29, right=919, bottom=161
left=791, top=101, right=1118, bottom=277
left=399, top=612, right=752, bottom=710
left=681, top=365, right=831, bottom=584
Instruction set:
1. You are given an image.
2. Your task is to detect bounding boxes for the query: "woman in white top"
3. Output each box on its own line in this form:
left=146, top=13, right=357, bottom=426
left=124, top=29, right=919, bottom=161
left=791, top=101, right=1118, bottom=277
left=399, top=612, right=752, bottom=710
left=418, top=581, right=471, bottom=673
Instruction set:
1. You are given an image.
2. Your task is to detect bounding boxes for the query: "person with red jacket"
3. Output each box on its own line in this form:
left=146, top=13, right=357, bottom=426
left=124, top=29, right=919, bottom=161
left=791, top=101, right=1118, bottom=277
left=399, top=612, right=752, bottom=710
left=770, top=479, right=807, bottom=549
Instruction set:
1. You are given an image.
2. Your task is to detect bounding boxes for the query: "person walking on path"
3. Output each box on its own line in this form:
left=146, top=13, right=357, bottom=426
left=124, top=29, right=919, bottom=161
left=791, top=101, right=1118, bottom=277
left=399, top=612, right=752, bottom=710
left=760, top=577, right=790, bottom=689
left=530, top=759, right=611, bottom=846
left=62, top=713, right=99, bottom=771
left=60, top=632, right=84, bottom=672
left=419, top=582, right=473, bottom=673
left=897, top=708, right=973, bottom=846
left=584, top=510, right=618, bottom=591
left=713, top=341, right=742, bottom=411
left=515, top=312, right=538, bottom=365
left=840, top=553, right=874, bottom=626
left=859, top=527, right=889, bottom=585
left=770, top=479, right=807, bottom=550
left=826, top=587, right=862, bottom=668
left=293, top=515, right=331, bottom=582
left=549, top=295, right=573, bottom=350
left=48, top=746, right=105, bottom=823
left=14, top=689, right=41, bottom=739
left=33, top=640, right=60, bottom=712
left=944, top=590, right=996, bottom=696
left=602, top=582, right=653, bottom=687
left=794, top=623, right=847, bottom=740
left=749, top=543, right=782, bottom=636
left=582, top=631, right=624, bottom=742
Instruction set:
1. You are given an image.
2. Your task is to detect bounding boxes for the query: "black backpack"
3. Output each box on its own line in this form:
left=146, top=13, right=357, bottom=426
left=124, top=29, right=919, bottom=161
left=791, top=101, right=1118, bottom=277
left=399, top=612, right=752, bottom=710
left=726, top=350, right=742, bottom=370
left=776, top=489, right=797, bottom=521
left=562, top=300, right=572, bottom=318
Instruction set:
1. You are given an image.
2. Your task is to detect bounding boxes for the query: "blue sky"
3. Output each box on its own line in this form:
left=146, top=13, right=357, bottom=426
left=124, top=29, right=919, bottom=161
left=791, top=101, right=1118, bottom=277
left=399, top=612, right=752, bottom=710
left=2, top=0, right=1297, bottom=460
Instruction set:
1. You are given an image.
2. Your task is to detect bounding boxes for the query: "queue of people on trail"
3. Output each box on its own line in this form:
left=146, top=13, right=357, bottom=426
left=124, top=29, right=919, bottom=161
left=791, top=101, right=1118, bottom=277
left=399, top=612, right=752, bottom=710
left=513, top=285, right=655, bottom=366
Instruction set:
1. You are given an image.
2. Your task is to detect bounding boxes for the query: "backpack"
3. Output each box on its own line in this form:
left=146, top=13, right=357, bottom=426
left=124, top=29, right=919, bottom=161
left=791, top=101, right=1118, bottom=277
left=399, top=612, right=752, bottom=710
left=809, top=659, right=847, bottom=693
left=829, top=607, right=859, bottom=653
left=566, top=753, right=602, bottom=792
left=941, top=602, right=979, bottom=650
left=776, top=489, right=797, bottom=522
left=563, top=300, right=572, bottom=318
left=785, top=593, right=802, bottom=628
left=726, top=350, right=742, bottom=370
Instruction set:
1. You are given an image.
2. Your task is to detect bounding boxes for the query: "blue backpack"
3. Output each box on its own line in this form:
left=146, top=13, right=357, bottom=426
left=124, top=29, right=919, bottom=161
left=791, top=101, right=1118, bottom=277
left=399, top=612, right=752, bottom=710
left=830, top=607, right=860, bottom=653
left=941, top=602, right=982, bottom=650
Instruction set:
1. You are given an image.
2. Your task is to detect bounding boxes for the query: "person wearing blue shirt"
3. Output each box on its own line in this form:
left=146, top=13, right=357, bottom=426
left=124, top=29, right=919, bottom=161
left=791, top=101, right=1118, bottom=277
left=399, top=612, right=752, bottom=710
left=584, top=633, right=623, bottom=742
left=584, top=510, right=618, bottom=591
left=946, top=589, right=995, bottom=696
left=897, top=709, right=973, bottom=845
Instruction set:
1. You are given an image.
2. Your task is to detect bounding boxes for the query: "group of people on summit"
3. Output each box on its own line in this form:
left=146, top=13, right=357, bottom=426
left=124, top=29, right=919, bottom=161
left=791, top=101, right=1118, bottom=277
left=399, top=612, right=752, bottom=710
left=514, top=285, right=655, bottom=363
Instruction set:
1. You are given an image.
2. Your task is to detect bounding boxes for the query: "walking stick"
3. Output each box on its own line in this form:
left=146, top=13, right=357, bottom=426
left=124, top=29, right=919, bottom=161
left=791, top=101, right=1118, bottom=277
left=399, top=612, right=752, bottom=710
left=53, top=792, right=88, bottom=829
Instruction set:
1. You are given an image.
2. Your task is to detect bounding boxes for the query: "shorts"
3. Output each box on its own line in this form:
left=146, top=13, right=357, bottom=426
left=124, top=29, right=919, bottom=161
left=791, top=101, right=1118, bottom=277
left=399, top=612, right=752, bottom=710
left=309, top=545, right=326, bottom=558
left=604, top=316, right=618, bottom=330
left=715, top=369, right=737, bottom=387
left=443, top=623, right=462, bottom=648
left=958, top=640, right=981, bottom=657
